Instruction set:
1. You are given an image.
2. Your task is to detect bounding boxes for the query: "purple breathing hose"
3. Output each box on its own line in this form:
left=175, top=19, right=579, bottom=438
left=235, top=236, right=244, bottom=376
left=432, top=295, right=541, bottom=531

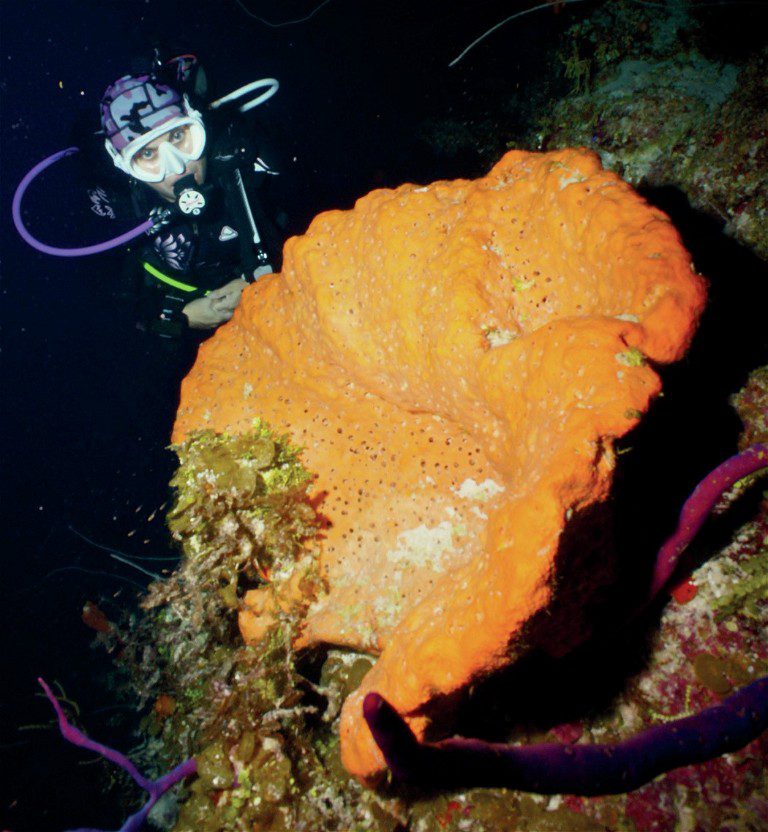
left=12, top=147, right=153, bottom=256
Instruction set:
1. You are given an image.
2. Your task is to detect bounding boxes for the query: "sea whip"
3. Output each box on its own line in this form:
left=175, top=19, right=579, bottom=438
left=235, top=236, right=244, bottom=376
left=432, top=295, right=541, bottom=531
left=38, top=678, right=196, bottom=832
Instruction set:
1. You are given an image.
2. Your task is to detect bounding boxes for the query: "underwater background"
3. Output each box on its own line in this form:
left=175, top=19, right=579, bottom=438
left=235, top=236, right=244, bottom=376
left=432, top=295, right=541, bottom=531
left=1, top=1, right=767, bottom=830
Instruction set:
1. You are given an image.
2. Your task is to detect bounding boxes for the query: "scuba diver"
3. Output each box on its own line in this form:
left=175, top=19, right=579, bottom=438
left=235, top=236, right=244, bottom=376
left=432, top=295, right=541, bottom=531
left=14, top=50, right=291, bottom=340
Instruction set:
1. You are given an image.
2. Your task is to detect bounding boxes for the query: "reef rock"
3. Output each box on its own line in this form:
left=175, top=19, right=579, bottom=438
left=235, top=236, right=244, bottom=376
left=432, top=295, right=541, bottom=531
left=173, top=148, right=706, bottom=782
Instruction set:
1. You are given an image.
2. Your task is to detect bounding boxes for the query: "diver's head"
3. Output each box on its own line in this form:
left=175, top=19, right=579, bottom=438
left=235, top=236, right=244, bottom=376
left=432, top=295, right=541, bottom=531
left=100, top=74, right=207, bottom=201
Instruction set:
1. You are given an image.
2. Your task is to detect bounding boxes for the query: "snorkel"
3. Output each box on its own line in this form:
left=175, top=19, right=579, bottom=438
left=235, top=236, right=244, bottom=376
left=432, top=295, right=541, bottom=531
left=12, top=64, right=279, bottom=257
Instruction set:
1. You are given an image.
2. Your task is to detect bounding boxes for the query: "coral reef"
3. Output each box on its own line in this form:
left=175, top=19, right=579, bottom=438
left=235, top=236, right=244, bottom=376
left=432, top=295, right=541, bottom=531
left=425, top=3, right=768, bottom=261
left=173, top=147, right=706, bottom=782
left=534, top=4, right=768, bottom=260
left=33, top=6, right=768, bottom=828
left=56, top=431, right=768, bottom=831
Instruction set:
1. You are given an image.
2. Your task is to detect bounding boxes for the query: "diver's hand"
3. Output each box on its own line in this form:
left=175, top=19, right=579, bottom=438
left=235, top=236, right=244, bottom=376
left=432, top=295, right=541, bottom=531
left=182, top=296, right=234, bottom=330
left=208, top=278, right=248, bottom=314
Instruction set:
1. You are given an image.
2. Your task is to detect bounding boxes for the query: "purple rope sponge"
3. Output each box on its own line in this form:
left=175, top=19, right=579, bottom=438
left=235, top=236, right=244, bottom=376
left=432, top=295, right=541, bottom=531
left=38, top=678, right=196, bottom=832
left=364, top=444, right=768, bottom=794
left=363, top=678, right=768, bottom=794
left=649, top=443, right=766, bottom=598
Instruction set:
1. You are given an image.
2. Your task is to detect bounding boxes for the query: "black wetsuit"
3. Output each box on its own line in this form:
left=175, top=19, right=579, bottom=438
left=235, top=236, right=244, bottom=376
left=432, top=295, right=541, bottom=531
left=86, top=119, right=288, bottom=339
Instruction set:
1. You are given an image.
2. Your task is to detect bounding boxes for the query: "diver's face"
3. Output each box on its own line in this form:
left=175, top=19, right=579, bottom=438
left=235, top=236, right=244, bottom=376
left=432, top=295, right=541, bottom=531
left=131, top=125, right=207, bottom=202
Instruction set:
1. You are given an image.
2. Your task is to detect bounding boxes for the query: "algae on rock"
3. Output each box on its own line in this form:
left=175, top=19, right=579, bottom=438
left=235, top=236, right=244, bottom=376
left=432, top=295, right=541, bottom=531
left=113, top=426, right=406, bottom=831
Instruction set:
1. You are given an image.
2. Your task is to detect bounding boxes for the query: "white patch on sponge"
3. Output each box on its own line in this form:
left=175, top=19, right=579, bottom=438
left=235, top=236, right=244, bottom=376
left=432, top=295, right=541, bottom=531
left=386, top=521, right=456, bottom=573
left=454, top=477, right=506, bottom=501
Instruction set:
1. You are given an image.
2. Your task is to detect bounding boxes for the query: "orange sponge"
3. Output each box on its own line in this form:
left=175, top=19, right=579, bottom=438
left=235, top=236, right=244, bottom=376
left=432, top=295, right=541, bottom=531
left=173, top=148, right=706, bottom=783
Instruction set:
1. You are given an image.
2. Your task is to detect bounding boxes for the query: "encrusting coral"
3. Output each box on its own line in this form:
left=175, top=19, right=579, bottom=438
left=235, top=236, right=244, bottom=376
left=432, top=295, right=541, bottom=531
left=173, top=147, right=707, bottom=782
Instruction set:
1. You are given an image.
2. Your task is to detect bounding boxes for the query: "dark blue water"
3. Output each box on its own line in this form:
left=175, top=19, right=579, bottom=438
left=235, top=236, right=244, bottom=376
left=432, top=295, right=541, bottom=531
left=2, top=2, right=766, bottom=830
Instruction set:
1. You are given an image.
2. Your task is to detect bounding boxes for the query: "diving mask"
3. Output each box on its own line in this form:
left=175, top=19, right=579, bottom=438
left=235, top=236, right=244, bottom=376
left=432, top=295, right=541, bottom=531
left=106, top=105, right=206, bottom=183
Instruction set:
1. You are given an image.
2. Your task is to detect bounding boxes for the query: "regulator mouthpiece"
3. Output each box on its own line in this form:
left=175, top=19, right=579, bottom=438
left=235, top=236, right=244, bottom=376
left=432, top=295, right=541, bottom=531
left=173, top=173, right=207, bottom=217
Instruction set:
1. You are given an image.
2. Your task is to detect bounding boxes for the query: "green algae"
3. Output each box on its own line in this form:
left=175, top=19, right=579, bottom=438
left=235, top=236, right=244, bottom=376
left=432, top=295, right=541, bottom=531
left=195, top=739, right=236, bottom=790
left=615, top=349, right=646, bottom=368
left=692, top=652, right=733, bottom=695
left=111, top=425, right=409, bottom=831
left=710, top=546, right=768, bottom=622
left=731, top=366, right=768, bottom=449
